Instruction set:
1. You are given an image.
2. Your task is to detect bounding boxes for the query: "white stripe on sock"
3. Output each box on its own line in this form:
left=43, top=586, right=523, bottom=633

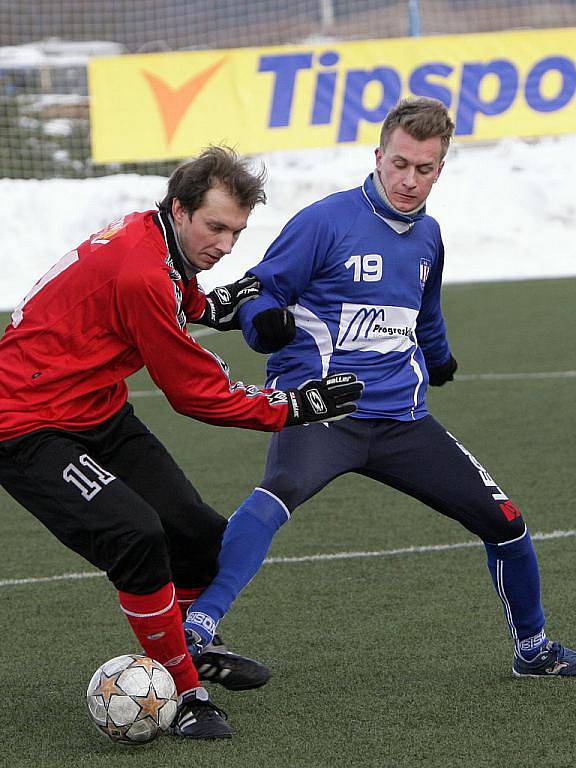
left=120, top=584, right=176, bottom=618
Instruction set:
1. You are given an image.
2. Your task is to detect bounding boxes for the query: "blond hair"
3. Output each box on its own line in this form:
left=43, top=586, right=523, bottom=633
left=380, top=97, right=455, bottom=159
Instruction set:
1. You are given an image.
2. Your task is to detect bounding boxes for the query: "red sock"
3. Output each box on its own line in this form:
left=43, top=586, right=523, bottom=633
left=174, top=586, right=206, bottom=621
left=118, top=582, right=199, bottom=695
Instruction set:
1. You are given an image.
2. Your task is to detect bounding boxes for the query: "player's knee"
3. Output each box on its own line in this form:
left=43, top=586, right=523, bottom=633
left=169, top=516, right=226, bottom=586
left=107, top=519, right=171, bottom=593
left=183, top=505, right=227, bottom=547
left=132, top=518, right=167, bottom=554
left=479, top=500, right=526, bottom=544
left=261, top=470, right=300, bottom=511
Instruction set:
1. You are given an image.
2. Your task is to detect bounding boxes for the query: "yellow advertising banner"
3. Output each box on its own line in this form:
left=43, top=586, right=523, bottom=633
left=89, top=27, right=576, bottom=164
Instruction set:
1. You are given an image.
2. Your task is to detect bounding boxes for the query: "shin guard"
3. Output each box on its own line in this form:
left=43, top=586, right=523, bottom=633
left=485, top=529, right=547, bottom=659
left=186, top=488, right=289, bottom=630
left=118, top=582, right=199, bottom=694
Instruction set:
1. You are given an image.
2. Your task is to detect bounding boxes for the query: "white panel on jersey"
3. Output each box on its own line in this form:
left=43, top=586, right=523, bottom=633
left=291, top=304, right=334, bottom=378
left=336, top=304, right=418, bottom=354
left=11, top=249, right=79, bottom=328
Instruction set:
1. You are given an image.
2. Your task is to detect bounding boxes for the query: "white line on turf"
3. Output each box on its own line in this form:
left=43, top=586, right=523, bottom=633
left=1, top=529, right=574, bottom=589
left=128, top=370, right=576, bottom=398
left=456, top=371, right=576, bottom=381
left=190, top=328, right=219, bottom=338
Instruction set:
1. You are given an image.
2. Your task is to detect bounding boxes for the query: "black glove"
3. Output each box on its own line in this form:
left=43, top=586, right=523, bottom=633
left=252, top=307, right=296, bottom=352
left=427, top=354, right=458, bottom=387
left=284, top=372, right=364, bottom=427
left=197, top=275, right=261, bottom=331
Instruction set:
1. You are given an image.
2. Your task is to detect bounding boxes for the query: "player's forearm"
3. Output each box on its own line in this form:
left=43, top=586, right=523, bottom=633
left=418, top=316, right=452, bottom=369
left=238, top=294, right=282, bottom=353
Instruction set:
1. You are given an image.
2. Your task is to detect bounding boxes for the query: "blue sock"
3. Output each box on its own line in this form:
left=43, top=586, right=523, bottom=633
left=485, top=529, right=547, bottom=660
left=187, top=488, right=289, bottom=627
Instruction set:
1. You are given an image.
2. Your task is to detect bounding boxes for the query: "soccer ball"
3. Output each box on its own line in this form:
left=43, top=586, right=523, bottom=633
left=86, top=654, right=178, bottom=744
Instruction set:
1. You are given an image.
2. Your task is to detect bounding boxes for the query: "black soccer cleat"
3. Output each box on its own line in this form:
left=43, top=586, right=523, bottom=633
left=171, top=686, right=233, bottom=740
left=194, top=634, right=271, bottom=691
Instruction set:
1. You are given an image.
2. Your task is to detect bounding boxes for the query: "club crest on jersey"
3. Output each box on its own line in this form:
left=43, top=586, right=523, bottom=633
left=91, top=216, right=125, bottom=245
left=419, top=258, right=431, bottom=289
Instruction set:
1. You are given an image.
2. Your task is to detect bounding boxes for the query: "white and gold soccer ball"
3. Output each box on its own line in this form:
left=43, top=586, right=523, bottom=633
left=86, top=654, right=178, bottom=744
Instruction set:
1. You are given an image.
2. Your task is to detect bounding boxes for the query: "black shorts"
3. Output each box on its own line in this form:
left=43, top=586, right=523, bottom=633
left=260, top=415, right=525, bottom=544
left=0, top=404, right=226, bottom=593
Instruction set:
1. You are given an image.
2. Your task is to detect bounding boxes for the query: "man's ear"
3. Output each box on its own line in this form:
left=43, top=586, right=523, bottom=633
left=433, top=160, right=445, bottom=183
left=172, top=197, right=184, bottom=223
left=375, top=147, right=386, bottom=180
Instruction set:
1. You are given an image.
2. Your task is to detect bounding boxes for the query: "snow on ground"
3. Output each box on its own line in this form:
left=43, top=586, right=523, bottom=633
left=0, top=135, right=575, bottom=311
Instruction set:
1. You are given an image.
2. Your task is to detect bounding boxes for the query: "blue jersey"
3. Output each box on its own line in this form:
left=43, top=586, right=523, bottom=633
left=238, top=174, right=452, bottom=421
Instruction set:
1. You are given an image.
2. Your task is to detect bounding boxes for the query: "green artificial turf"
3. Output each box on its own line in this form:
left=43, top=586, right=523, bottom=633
left=1, top=277, right=575, bottom=768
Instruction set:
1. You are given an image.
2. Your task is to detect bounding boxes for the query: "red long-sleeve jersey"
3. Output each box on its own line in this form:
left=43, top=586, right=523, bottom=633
left=0, top=210, right=288, bottom=441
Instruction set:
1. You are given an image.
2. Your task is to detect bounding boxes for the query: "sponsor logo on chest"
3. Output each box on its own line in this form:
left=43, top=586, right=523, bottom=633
left=336, top=304, right=418, bottom=354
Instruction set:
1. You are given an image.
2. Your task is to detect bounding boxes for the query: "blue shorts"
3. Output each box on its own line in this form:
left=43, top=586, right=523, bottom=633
left=260, top=415, right=525, bottom=543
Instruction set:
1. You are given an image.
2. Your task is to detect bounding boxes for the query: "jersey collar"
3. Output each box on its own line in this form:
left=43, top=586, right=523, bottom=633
left=153, top=209, right=195, bottom=286
left=361, top=174, right=426, bottom=234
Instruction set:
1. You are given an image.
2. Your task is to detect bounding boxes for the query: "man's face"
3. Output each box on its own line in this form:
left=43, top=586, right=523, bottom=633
left=375, top=127, right=444, bottom=212
left=172, top=185, right=250, bottom=271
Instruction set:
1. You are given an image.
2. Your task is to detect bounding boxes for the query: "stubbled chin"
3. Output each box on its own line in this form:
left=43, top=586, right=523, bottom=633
left=199, top=258, right=218, bottom=269
left=395, top=192, right=423, bottom=209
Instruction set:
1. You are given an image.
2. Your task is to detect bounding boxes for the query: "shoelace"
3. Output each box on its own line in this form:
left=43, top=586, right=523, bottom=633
left=202, top=699, right=229, bottom=721
left=535, top=641, right=560, bottom=660
left=181, top=696, right=229, bottom=722
left=546, top=642, right=567, bottom=661
left=529, top=641, right=571, bottom=668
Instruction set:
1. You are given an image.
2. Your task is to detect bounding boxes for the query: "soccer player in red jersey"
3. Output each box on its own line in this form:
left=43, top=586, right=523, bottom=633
left=0, top=147, right=362, bottom=739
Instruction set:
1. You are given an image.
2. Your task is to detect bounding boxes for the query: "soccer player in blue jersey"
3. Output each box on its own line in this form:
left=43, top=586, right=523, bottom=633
left=184, top=97, right=576, bottom=678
